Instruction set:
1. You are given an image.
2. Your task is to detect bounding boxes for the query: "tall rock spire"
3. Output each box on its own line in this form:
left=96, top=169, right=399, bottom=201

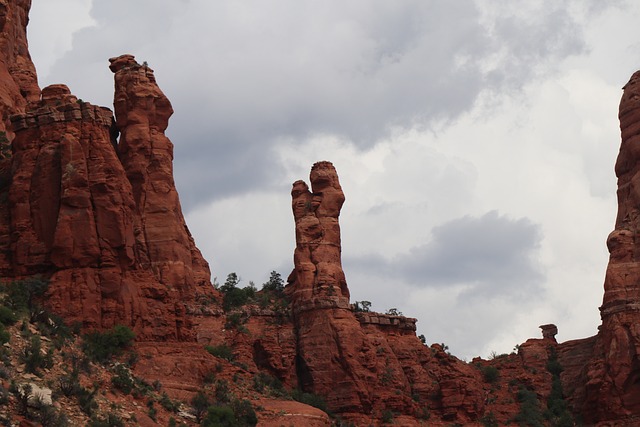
left=288, top=161, right=372, bottom=414
left=287, top=162, right=485, bottom=423
left=0, top=0, right=39, bottom=130
left=289, top=161, right=349, bottom=307
left=579, top=70, right=640, bottom=423
left=109, top=54, right=211, bottom=298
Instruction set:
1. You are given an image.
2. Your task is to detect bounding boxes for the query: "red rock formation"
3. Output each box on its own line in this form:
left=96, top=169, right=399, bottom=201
left=288, top=162, right=373, bottom=415
left=8, top=84, right=175, bottom=338
left=109, top=54, right=211, bottom=300
left=0, top=0, right=38, bottom=131
left=5, top=63, right=218, bottom=340
left=571, top=70, right=640, bottom=425
left=0, top=0, right=39, bottom=273
left=287, top=161, right=485, bottom=424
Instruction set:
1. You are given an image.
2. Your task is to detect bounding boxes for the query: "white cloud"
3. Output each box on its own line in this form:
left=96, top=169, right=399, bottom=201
left=27, top=0, right=95, bottom=80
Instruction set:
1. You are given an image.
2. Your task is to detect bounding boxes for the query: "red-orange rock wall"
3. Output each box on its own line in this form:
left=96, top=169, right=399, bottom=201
left=109, top=54, right=211, bottom=303
left=0, top=0, right=38, bottom=131
left=567, top=70, right=640, bottom=425
left=6, top=85, right=197, bottom=340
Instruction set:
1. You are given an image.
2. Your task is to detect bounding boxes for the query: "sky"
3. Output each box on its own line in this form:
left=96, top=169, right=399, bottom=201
left=25, top=0, right=640, bottom=360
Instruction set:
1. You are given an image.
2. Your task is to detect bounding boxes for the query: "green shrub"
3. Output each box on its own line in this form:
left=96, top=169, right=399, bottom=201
left=33, top=399, right=69, bottom=427
left=111, top=364, right=135, bottom=394
left=200, top=400, right=257, bottom=427
left=215, top=379, right=231, bottom=403
left=231, top=399, right=258, bottom=426
left=224, top=313, right=245, bottom=330
left=0, top=324, right=9, bottom=345
left=381, top=409, right=394, bottom=424
left=252, top=372, right=286, bottom=396
left=82, top=325, right=135, bottom=363
left=515, top=386, right=544, bottom=427
left=353, top=301, right=371, bottom=312
left=21, top=336, right=53, bottom=374
left=13, top=383, right=31, bottom=416
left=191, top=392, right=210, bottom=423
left=482, top=366, right=500, bottom=384
left=76, top=385, right=98, bottom=416
left=205, top=344, right=234, bottom=361
left=0, top=306, right=16, bottom=326
left=159, top=392, right=180, bottom=412
left=544, top=347, right=573, bottom=426
left=4, top=276, right=49, bottom=313
left=261, top=271, right=284, bottom=293
left=291, top=389, right=328, bottom=413
left=57, top=373, right=80, bottom=397
left=480, top=411, right=499, bottom=427
left=147, top=402, right=157, bottom=422
left=87, top=413, right=124, bottom=427
left=219, top=273, right=257, bottom=311
left=201, top=405, right=236, bottom=426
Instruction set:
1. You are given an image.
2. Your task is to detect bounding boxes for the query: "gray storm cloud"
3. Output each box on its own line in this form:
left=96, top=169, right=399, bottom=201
left=38, top=0, right=593, bottom=208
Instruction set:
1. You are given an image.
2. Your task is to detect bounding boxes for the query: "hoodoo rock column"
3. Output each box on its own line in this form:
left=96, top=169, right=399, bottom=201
left=288, top=161, right=373, bottom=414
left=109, top=54, right=211, bottom=299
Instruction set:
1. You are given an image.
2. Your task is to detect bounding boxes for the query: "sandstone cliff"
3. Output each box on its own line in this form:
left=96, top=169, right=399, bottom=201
left=1, top=55, right=219, bottom=341
left=556, top=70, right=640, bottom=425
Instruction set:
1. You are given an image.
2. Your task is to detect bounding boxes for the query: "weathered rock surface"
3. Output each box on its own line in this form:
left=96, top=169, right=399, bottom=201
left=7, top=0, right=640, bottom=424
left=109, top=54, right=212, bottom=302
left=4, top=63, right=219, bottom=340
left=0, top=0, right=39, bottom=133
left=287, top=161, right=486, bottom=424
left=565, top=69, right=640, bottom=425
left=7, top=83, right=194, bottom=339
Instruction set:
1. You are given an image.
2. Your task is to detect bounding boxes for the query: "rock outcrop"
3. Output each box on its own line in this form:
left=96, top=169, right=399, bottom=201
left=2, top=57, right=219, bottom=341
left=287, top=161, right=486, bottom=424
left=568, top=70, right=640, bottom=425
left=0, top=0, right=38, bottom=132
left=109, top=54, right=211, bottom=301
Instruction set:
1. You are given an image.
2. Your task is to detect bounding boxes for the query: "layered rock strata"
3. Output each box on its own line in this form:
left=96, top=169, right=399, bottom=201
left=4, top=58, right=218, bottom=340
left=109, top=54, right=211, bottom=300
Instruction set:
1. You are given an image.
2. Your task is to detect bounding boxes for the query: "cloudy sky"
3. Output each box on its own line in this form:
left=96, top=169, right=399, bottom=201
left=26, top=0, right=640, bottom=360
